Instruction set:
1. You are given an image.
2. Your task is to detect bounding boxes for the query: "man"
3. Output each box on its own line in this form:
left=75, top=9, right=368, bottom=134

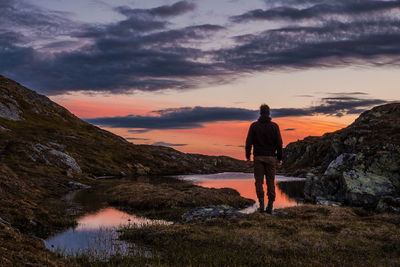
left=245, top=104, right=283, bottom=214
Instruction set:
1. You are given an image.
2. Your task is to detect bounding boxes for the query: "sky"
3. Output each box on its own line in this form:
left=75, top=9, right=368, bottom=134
left=1, top=0, right=399, bottom=159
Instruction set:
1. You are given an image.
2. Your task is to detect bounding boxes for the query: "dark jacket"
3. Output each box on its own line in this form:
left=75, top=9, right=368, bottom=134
left=245, top=115, right=283, bottom=160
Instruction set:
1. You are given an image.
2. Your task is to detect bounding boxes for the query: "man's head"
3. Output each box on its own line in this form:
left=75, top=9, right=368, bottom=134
left=259, top=104, right=270, bottom=116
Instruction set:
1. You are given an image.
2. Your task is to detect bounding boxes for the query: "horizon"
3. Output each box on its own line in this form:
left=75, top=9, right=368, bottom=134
left=1, top=0, right=400, bottom=159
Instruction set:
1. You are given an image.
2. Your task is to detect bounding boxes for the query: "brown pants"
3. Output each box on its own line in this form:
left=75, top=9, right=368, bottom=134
left=254, top=156, right=276, bottom=202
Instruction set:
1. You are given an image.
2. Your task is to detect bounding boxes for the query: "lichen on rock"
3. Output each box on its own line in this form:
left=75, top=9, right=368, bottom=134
left=182, top=205, right=246, bottom=222
left=282, top=103, right=400, bottom=209
left=0, top=101, right=21, bottom=121
left=30, top=143, right=82, bottom=174
left=49, top=149, right=82, bottom=174
left=342, top=170, right=396, bottom=206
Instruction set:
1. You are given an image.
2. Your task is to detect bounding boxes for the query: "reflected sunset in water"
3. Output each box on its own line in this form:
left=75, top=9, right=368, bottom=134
left=177, top=173, right=305, bottom=212
left=196, top=179, right=299, bottom=209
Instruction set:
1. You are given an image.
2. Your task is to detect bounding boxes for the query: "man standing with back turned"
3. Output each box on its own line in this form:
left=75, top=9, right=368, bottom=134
left=246, top=104, right=283, bottom=214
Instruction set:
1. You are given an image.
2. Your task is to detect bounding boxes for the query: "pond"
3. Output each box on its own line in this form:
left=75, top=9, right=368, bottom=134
left=45, top=172, right=305, bottom=259
left=44, top=189, right=171, bottom=260
left=175, top=172, right=305, bottom=213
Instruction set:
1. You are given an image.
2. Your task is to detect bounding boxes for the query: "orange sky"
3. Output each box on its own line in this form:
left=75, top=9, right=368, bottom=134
left=51, top=91, right=351, bottom=160
left=105, top=118, right=345, bottom=159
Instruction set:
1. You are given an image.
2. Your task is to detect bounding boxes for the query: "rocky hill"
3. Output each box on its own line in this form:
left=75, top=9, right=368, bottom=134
left=281, top=103, right=400, bottom=210
left=0, top=75, right=250, bottom=264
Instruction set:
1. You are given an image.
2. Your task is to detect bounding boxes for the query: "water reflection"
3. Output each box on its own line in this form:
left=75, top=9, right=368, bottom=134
left=77, top=207, right=165, bottom=230
left=45, top=173, right=304, bottom=258
left=45, top=202, right=170, bottom=258
left=176, top=172, right=305, bottom=213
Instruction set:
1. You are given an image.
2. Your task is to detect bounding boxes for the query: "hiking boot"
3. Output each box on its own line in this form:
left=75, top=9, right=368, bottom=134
left=258, top=199, right=265, bottom=213
left=266, top=201, right=274, bottom=214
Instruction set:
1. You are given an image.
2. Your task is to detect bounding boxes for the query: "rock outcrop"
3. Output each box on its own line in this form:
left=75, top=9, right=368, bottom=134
left=182, top=205, right=246, bottom=222
left=281, top=103, right=400, bottom=209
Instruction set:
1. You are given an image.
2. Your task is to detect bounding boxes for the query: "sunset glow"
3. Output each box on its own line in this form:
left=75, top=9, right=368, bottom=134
left=4, top=0, right=399, bottom=159
left=197, top=179, right=299, bottom=209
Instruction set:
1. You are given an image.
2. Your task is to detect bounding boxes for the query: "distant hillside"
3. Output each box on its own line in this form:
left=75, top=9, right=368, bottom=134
left=281, top=103, right=400, bottom=208
left=0, top=75, right=249, bottom=263
left=0, top=75, right=248, bottom=177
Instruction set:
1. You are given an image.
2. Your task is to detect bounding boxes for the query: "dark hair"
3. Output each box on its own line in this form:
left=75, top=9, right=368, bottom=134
left=259, top=104, right=270, bottom=115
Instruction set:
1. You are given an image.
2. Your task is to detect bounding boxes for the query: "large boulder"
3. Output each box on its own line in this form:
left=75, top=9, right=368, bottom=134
left=342, top=170, right=396, bottom=206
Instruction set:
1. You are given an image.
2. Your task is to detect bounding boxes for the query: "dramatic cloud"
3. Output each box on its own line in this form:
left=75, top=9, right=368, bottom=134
left=0, top=1, right=226, bottom=94
left=2, top=0, right=400, bottom=94
left=86, top=94, right=388, bottom=129
left=152, top=142, right=187, bottom=147
left=77, top=1, right=196, bottom=36
left=116, top=1, right=195, bottom=18
left=219, top=20, right=400, bottom=72
left=86, top=106, right=258, bottom=129
left=231, top=0, right=400, bottom=22
left=0, top=0, right=75, bottom=37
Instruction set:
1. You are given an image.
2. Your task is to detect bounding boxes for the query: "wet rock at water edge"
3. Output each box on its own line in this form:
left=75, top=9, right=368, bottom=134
left=304, top=172, right=342, bottom=203
left=183, top=205, right=246, bottom=222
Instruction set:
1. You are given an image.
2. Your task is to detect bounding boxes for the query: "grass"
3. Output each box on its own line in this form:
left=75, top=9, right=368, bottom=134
left=1, top=76, right=399, bottom=266
left=104, top=179, right=255, bottom=221
left=118, top=205, right=400, bottom=266
left=0, top=222, right=68, bottom=267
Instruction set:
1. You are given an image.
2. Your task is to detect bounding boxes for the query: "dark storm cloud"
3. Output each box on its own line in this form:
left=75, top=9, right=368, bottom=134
left=313, top=97, right=386, bottom=116
left=0, top=1, right=226, bottom=94
left=81, top=1, right=196, bottom=37
left=152, top=142, right=188, bottom=147
left=271, top=96, right=387, bottom=117
left=86, top=95, right=388, bottom=130
left=219, top=20, right=400, bottom=73
left=116, top=1, right=195, bottom=18
left=86, top=106, right=259, bottom=129
left=0, top=0, right=77, bottom=38
left=149, top=1, right=195, bottom=17
left=232, top=0, right=400, bottom=22
left=0, top=31, right=35, bottom=68
left=2, top=0, right=400, bottom=94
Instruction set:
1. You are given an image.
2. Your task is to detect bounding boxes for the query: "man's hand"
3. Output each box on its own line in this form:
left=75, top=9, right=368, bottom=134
left=277, top=160, right=282, bottom=166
